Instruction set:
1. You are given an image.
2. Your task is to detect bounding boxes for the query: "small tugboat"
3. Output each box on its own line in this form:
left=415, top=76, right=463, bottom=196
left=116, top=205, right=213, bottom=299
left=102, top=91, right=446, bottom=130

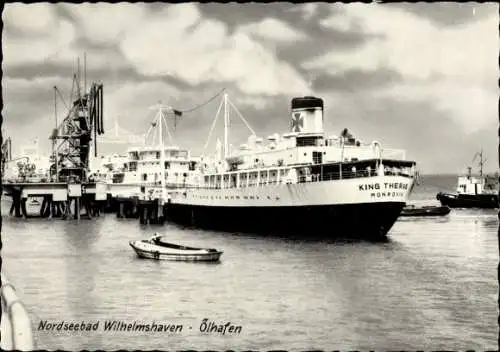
left=129, top=234, right=223, bottom=262
left=400, top=204, right=451, bottom=217
left=436, top=151, right=498, bottom=209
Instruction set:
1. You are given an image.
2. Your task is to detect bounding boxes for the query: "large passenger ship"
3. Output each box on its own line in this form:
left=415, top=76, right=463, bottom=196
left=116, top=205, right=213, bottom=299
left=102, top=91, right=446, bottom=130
left=166, top=94, right=418, bottom=239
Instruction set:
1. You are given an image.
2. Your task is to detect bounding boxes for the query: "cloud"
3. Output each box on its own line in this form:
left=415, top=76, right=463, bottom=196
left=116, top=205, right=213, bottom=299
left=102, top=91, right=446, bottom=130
left=230, top=95, right=274, bottom=111
left=388, top=2, right=499, bottom=27
left=311, top=68, right=403, bottom=92
left=102, top=80, right=181, bottom=129
left=306, top=3, right=498, bottom=82
left=2, top=76, right=69, bottom=121
left=375, top=81, right=498, bottom=133
left=310, top=92, right=497, bottom=173
left=2, top=3, right=150, bottom=78
left=61, top=3, right=149, bottom=45
left=2, top=76, right=183, bottom=155
left=2, top=4, right=77, bottom=67
left=2, top=3, right=497, bottom=174
left=120, top=3, right=309, bottom=97
left=285, top=3, right=338, bottom=23
left=289, top=3, right=320, bottom=21
left=303, top=3, right=498, bottom=132
left=3, top=5, right=137, bottom=83
left=2, top=76, right=68, bottom=155
left=239, top=17, right=307, bottom=42
left=2, top=3, right=58, bottom=34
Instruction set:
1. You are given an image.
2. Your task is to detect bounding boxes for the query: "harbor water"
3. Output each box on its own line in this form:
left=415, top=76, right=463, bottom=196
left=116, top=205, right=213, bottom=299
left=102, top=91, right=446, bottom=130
left=1, top=175, right=498, bottom=350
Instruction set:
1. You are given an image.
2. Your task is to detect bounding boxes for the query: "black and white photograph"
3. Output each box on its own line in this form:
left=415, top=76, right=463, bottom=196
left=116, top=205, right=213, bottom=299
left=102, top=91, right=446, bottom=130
left=0, top=2, right=498, bottom=350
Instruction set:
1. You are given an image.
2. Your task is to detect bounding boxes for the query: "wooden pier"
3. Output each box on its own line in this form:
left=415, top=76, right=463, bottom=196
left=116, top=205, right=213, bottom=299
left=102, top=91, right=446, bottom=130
left=113, top=196, right=166, bottom=225
left=3, top=181, right=107, bottom=220
left=3, top=180, right=175, bottom=226
left=107, top=183, right=169, bottom=225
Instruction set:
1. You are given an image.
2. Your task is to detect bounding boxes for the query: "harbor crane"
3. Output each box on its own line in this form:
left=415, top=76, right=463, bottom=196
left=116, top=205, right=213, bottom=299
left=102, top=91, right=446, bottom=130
left=50, top=55, right=105, bottom=183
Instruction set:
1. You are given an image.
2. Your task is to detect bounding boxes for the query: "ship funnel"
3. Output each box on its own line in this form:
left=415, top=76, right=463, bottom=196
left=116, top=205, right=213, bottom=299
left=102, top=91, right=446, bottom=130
left=290, top=96, right=324, bottom=134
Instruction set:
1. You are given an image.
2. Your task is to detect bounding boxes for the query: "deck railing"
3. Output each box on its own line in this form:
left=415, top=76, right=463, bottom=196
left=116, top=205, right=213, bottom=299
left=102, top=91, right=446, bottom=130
left=166, top=169, right=415, bottom=190
left=3, top=168, right=413, bottom=193
left=1, top=274, right=35, bottom=351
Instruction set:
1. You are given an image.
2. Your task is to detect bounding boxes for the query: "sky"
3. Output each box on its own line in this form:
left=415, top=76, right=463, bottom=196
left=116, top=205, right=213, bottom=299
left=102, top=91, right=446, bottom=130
left=2, top=2, right=499, bottom=174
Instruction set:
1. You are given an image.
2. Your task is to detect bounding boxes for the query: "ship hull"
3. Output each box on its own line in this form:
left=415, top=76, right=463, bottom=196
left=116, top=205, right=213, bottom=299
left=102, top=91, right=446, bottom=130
left=436, top=192, right=498, bottom=209
left=165, top=202, right=405, bottom=240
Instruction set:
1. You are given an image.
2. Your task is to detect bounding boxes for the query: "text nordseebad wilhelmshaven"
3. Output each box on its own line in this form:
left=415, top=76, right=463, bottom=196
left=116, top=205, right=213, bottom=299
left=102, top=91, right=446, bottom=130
left=38, top=320, right=183, bottom=333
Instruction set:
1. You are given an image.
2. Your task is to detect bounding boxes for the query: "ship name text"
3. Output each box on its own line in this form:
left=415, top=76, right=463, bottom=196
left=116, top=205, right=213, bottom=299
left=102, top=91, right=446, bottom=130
left=358, top=182, right=408, bottom=199
left=358, top=182, right=408, bottom=191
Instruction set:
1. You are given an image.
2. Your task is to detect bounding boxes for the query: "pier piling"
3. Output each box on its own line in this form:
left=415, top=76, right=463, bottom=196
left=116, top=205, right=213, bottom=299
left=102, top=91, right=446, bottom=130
left=10, top=190, right=22, bottom=218
left=40, top=197, right=47, bottom=217
left=118, top=202, right=125, bottom=219
left=133, top=199, right=165, bottom=225
left=84, top=199, right=93, bottom=220
left=74, top=197, right=80, bottom=220
left=20, top=199, right=28, bottom=218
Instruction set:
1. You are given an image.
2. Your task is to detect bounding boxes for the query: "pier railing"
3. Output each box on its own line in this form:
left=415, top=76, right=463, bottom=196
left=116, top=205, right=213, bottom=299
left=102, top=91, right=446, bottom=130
left=1, top=274, right=36, bottom=351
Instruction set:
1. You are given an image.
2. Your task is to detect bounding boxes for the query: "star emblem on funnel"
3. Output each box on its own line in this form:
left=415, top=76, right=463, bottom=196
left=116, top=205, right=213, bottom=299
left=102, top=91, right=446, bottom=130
left=291, top=112, right=304, bottom=132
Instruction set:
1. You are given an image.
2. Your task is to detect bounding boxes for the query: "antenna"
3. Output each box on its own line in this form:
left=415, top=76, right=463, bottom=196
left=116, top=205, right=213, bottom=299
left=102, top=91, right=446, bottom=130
left=53, top=85, right=58, bottom=181
left=77, top=57, right=81, bottom=97
left=84, top=52, right=87, bottom=97
left=53, top=86, right=58, bottom=128
left=467, top=166, right=472, bottom=178
left=472, top=150, right=486, bottom=177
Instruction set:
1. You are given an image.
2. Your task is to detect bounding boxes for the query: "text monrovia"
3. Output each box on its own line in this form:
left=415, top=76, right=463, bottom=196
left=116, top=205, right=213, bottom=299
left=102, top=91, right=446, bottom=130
left=358, top=182, right=408, bottom=199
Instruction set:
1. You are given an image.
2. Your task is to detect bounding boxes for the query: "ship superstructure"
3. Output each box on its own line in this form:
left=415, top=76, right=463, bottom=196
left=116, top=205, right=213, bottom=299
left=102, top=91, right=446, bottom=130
left=98, top=103, right=200, bottom=200
left=166, top=94, right=418, bottom=239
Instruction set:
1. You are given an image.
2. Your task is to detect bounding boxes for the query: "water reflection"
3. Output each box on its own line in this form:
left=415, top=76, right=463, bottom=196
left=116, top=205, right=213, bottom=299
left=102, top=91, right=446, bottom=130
left=1, top=196, right=498, bottom=350
left=192, top=228, right=394, bottom=245
left=62, top=219, right=105, bottom=349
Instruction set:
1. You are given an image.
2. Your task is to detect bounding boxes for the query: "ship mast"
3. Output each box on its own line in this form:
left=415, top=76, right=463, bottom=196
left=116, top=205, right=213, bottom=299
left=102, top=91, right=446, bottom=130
left=201, top=92, right=256, bottom=160
left=53, top=86, right=58, bottom=181
left=158, top=105, right=165, bottom=202
left=147, top=102, right=176, bottom=203
left=223, top=93, right=229, bottom=159
left=472, top=150, right=486, bottom=177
